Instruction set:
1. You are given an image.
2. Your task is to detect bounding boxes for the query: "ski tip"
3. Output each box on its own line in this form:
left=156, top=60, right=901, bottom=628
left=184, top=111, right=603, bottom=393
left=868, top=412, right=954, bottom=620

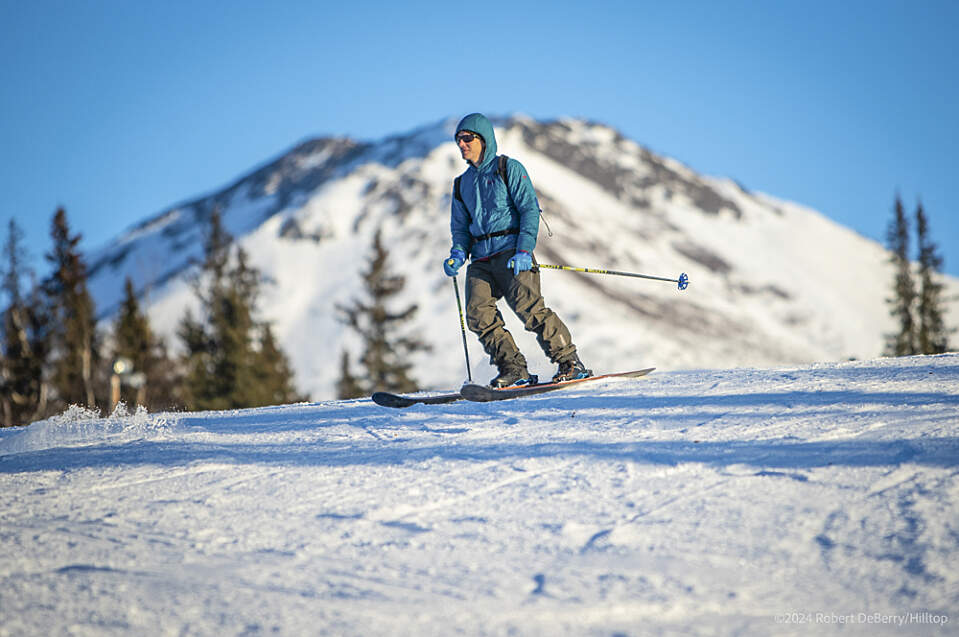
left=372, top=390, right=465, bottom=408
left=371, top=392, right=415, bottom=408
left=459, top=383, right=500, bottom=402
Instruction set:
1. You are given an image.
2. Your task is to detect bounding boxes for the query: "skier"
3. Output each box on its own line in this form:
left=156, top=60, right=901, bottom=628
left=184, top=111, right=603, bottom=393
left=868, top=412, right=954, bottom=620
left=443, top=113, right=590, bottom=388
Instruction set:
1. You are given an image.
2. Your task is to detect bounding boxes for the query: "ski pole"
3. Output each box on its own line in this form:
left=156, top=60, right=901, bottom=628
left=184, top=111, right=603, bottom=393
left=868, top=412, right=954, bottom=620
left=451, top=275, right=472, bottom=383
left=538, top=264, right=689, bottom=290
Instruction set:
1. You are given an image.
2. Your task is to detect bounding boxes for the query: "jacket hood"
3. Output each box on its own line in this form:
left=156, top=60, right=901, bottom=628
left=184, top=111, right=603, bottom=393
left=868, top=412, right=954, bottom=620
left=456, top=113, right=498, bottom=169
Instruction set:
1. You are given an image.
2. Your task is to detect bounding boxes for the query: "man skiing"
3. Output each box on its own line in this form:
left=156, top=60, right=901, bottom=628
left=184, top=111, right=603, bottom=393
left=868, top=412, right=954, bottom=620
left=443, top=113, right=590, bottom=388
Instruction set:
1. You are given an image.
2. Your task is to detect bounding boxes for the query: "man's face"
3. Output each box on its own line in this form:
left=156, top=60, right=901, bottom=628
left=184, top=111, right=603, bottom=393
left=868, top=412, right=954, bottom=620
left=456, top=131, right=484, bottom=165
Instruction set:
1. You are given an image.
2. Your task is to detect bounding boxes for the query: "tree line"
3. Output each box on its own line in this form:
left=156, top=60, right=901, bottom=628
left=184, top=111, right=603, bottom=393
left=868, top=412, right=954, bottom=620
left=0, top=208, right=304, bottom=427
left=3, top=192, right=947, bottom=424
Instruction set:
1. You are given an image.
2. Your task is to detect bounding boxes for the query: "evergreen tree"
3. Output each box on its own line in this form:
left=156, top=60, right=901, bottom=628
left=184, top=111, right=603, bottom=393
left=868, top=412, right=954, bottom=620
left=111, top=277, right=182, bottom=410
left=251, top=323, right=305, bottom=406
left=884, top=196, right=918, bottom=356
left=113, top=279, right=151, bottom=374
left=336, top=230, right=431, bottom=397
left=336, top=351, right=364, bottom=400
left=44, top=208, right=98, bottom=409
left=179, top=210, right=303, bottom=409
left=915, top=202, right=951, bottom=354
left=177, top=307, right=211, bottom=408
left=179, top=210, right=233, bottom=409
left=1, top=219, right=50, bottom=425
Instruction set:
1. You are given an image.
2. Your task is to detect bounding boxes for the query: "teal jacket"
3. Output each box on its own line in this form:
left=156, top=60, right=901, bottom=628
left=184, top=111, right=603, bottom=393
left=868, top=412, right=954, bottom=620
left=451, top=113, right=541, bottom=260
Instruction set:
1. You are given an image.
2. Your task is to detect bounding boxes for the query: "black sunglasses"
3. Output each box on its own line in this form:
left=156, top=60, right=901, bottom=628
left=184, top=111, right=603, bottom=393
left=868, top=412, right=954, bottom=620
left=456, top=132, right=481, bottom=144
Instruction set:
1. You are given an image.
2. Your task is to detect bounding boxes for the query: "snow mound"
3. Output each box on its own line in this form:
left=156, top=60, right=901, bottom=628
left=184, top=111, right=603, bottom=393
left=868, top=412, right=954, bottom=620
left=0, top=404, right=180, bottom=455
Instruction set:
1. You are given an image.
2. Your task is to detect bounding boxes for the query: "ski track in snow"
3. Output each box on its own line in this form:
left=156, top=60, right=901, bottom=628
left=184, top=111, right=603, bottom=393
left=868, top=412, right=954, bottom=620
left=0, top=355, right=957, bottom=636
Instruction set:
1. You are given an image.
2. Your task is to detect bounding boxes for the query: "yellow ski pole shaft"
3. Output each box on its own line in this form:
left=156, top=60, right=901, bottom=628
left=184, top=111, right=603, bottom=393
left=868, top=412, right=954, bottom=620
left=538, top=264, right=689, bottom=290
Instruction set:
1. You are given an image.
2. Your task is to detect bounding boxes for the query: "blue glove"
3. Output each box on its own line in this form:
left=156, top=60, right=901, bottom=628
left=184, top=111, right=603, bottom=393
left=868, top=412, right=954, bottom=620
left=443, top=248, right=466, bottom=276
left=508, top=251, right=533, bottom=276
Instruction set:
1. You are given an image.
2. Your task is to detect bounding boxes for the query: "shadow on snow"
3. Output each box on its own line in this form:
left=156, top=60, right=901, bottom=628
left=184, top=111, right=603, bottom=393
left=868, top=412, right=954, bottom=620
left=1, top=367, right=956, bottom=474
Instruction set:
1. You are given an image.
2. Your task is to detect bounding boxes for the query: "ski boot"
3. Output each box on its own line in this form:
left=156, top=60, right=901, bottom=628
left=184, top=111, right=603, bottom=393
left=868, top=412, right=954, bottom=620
left=490, top=365, right=537, bottom=388
left=553, top=354, right=591, bottom=383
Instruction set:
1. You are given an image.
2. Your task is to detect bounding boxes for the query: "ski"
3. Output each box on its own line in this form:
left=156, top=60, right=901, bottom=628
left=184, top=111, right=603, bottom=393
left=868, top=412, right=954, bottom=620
left=371, top=390, right=463, bottom=408
left=372, top=368, right=655, bottom=407
left=460, top=368, right=655, bottom=402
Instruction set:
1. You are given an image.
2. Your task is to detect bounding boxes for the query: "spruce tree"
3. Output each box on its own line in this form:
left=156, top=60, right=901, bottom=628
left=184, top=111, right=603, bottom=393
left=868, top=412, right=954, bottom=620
left=44, top=208, right=98, bottom=409
left=336, top=351, right=364, bottom=400
left=884, top=196, right=918, bottom=356
left=252, top=323, right=304, bottom=406
left=113, top=279, right=151, bottom=373
left=336, top=230, right=430, bottom=397
left=179, top=209, right=234, bottom=409
left=179, top=210, right=303, bottom=410
left=177, top=307, right=212, bottom=408
left=915, top=203, right=951, bottom=354
left=1, top=219, right=50, bottom=425
left=111, top=277, right=181, bottom=410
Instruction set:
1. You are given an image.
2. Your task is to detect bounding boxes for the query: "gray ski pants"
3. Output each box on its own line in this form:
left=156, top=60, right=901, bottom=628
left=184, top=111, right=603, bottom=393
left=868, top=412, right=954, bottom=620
left=464, top=252, right=577, bottom=371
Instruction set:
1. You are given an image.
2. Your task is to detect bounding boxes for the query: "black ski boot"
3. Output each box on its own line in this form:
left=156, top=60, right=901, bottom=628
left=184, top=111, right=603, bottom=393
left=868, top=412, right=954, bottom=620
left=553, top=354, right=591, bottom=383
left=490, top=365, right=537, bottom=388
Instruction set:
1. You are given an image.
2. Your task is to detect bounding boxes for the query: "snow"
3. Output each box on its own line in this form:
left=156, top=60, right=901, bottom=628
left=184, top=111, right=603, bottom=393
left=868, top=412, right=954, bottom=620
left=2, top=355, right=957, bottom=635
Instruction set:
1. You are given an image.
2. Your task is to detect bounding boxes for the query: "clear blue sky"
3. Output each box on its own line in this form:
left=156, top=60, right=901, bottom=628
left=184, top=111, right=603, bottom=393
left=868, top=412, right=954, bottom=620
left=2, top=0, right=957, bottom=280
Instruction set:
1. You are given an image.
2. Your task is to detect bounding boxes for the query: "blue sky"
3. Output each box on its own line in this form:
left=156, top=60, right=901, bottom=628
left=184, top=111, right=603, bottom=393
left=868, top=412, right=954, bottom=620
left=1, top=0, right=957, bottom=280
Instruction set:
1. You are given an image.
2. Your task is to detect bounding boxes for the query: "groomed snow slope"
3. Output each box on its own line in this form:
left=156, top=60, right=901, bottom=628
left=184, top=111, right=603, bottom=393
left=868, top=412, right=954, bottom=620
left=1, top=355, right=957, bottom=636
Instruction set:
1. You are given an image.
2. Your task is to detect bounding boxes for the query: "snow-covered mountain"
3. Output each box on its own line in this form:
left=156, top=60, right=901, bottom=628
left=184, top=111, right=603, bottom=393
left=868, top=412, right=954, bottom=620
left=86, top=115, right=959, bottom=399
